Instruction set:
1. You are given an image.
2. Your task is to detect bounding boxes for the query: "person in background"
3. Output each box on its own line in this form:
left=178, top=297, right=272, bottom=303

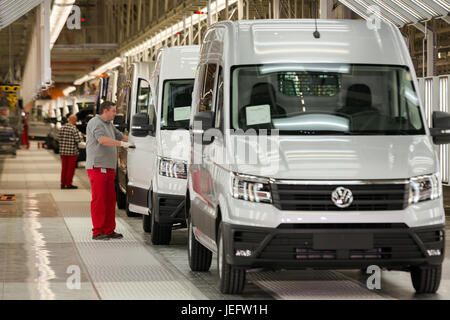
left=86, top=101, right=133, bottom=240
left=58, top=114, right=81, bottom=189
left=20, top=112, right=30, bottom=149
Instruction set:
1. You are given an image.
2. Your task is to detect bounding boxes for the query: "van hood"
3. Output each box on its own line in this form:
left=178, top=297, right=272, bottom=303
left=159, top=129, right=190, bottom=161
left=228, top=135, right=437, bottom=180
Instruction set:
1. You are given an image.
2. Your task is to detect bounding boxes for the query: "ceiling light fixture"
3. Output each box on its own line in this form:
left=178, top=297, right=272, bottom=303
left=391, top=0, right=424, bottom=20
left=412, top=0, right=439, bottom=16
left=50, top=0, right=76, bottom=49
left=63, top=86, right=76, bottom=96
left=74, top=75, right=95, bottom=86
left=432, top=0, right=450, bottom=12
left=89, top=57, right=122, bottom=77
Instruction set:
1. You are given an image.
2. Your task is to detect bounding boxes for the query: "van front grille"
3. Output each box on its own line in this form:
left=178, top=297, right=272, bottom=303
left=271, top=183, right=409, bottom=211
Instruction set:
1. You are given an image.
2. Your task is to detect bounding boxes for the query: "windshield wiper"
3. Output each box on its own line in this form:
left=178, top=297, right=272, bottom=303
left=162, top=126, right=189, bottom=130
left=295, top=130, right=352, bottom=135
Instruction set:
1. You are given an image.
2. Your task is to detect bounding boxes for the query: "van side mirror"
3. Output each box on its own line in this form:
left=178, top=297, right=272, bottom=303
left=430, top=111, right=450, bottom=145
left=113, top=114, right=126, bottom=132
left=131, top=113, right=154, bottom=137
left=192, top=111, right=214, bottom=145
left=193, top=111, right=214, bottom=131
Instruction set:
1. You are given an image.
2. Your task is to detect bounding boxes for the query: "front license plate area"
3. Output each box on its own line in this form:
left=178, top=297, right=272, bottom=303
left=313, top=233, right=373, bottom=250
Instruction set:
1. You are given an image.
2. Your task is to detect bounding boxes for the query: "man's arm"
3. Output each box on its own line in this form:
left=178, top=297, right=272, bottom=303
left=113, top=126, right=128, bottom=142
left=98, top=136, right=122, bottom=147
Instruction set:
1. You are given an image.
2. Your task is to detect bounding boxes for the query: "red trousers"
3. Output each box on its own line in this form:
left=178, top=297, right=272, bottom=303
left=87, top=168, right=116, bottom=236
left=60, top=155, right=77, bottom=187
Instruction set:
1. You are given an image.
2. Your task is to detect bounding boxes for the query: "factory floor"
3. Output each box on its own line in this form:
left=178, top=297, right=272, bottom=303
left=0, top=142, right=450, bottom=300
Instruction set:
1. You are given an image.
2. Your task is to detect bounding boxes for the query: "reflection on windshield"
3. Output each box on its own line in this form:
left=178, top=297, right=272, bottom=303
left=232, top=64, right=425, bottom=135
left=161, top=79, right=194, bottom=130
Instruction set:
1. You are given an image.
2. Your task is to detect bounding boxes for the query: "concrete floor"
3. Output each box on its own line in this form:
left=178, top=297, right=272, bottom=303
left=0, top=142, right=450, bottom=300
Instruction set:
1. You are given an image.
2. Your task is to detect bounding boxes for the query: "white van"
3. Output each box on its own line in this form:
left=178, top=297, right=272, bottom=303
left=126, top=46, right=199, bottom=245
left=187, top=19, right=449, bottom=294
left=115, top=61, right=155, bottom=217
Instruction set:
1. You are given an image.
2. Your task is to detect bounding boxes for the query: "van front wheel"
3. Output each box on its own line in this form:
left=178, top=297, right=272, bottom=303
left=410, top=264, right=442, bottom=294
left=217, top=223, right=246, bottom=294
left=188, top=218, right=212, bottom=271
left=143, top=213, right=151, bottom=233
left=151, top=206, right=172, bottom=245
left=115, top=180, right=126, bottom=210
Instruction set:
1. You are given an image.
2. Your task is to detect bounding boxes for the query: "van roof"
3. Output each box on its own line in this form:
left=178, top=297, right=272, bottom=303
left=158, top=45, right=199, bottom=80
left=208, top=19, right=411, bottom=67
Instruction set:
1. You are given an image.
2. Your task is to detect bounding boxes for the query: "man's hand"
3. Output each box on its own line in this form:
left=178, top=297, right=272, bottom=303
left=120, top=141, right=135, bottom=148
left=78, top=142, right=86, bottom=149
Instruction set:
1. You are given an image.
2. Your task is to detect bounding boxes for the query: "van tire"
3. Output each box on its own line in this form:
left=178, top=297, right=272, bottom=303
left=411, top=265, right=442, bottom=294
left=143, top=213, right=151, bottom=233
left=151, top=208, right=172, bottom=244
left=125, top=195, right=140, bottom=217
left=218, top=223, right=246, bottom=294
left=188, top=218, right=212, bottom=271
left=115, top=180, right=126, bottom=210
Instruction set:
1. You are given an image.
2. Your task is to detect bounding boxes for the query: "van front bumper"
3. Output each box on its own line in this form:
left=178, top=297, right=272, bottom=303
left=153, top=192, right=186, bottom=225
left=222, top=222, right=445, bottom=270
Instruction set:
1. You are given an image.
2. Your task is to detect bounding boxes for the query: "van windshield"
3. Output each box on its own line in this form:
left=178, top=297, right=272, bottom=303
left=160, top=79, right=194, bottom=130
left=231, top=64, right=425, bottom=135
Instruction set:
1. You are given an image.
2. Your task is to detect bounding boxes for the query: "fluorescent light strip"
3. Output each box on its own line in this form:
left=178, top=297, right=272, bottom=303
left=390, top=0, right=424, bottom=20
left=412, top=0, right=439, bottom=16
left=373, top=0, right=409, bottom=24
left=353, top=0, right=399, bottom=25
left=339, top=0, right=370, bottom=20
left=89, top=57, right=122, bottom=76
left=433, top=0, right=450, bottom=11
left=74, top=75, right=95, bottom=86
left=63, top=86, right=76, bottom=96
left=125, top=0, right=238, bottom=57
left=50, top=0, right=76, bottom=49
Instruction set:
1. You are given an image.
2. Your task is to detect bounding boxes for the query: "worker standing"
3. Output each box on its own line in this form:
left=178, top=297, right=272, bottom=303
left=58, top=114, right=81, bottom=189
left=20, top=112, right=30, bottom=149
left=85, top=101, right=132, bottom=240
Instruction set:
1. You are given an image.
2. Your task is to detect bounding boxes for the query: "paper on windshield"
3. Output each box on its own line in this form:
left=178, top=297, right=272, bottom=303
left=246, top=104, right=271, bottom=126
left=173, top=106, right=191, bottom=121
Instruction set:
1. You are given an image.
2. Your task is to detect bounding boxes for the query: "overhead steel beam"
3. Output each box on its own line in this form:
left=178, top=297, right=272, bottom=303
left=0, top=0, right=45, bottom=29
left=442, top=15, right=450, bottom=25
left=52, top=43, right=119, bottom=50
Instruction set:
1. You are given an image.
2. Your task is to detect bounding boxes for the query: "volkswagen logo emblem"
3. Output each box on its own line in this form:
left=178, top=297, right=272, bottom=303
left=331, top=187, right=353, bottom=208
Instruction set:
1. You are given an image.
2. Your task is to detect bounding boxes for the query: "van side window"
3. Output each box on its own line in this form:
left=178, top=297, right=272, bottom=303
left=215, top=67, right=224, bottom=130
left=116, top=69, right=131, bottom=131
left=136, top=78, right=152, bottom=114
left=199, top=64, right=217, bottom=112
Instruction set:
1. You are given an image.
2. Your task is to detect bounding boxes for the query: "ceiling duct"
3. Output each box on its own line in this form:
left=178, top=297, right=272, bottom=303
left=0, top=0, right=45, bottom=30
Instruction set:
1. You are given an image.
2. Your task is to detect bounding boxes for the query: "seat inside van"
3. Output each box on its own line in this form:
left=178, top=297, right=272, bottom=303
left=239, top=82, right=286, bottom=129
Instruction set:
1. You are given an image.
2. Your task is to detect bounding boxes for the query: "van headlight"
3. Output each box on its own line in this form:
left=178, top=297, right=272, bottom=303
left=231, top=173, right=272, bottom=204
left=158, top=157, right=187, bottom=179
left=409, top=173, right=441, bottom=204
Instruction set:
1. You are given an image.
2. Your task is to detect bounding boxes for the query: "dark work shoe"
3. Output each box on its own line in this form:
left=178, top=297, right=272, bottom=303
left=66, top=185, right=78, bottom=189
left=92, top=233, right=110, bottom=240
left=107, top=232, right=123, bottom=239
left=61, top=185, right=67, bottom=189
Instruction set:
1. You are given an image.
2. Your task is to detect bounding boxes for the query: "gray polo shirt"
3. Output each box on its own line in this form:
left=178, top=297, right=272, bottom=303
left=86, top=115, right=123, bottom=170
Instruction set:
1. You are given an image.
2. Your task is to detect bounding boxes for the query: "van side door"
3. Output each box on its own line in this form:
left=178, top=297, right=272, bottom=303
left=191, top=63, right=219, bottom=240
left=127, top=77, right=158, bottom=213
